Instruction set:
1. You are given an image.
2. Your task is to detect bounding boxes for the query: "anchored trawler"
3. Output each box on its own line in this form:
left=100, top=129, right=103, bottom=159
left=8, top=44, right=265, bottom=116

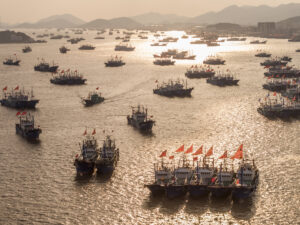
left=264, top=66, right=300, bottom=78
left=15, top=112, right=42, bottom=140
left=34, top=60, right=59, bottom=72
left=280, top=56, right=292, bottom=62
left=185, top=65, right=215, bottom=78
left=74, top=131, right=99, bottom=176
left=262, top=79, right=297, bottom=92
left=3, top=57, right=21, bottom=66
left=203, top=56, right=225, bottom=65
left=165, top=158, right=193, bottom=199
left=50, top=70, right=86, bottom=85
left=188, top=158, right=215, bottom=198
left=208, top=163, right=235, bottom=198
left=153, top=58, right=175, bottom=66
left=22, top=46, right=32, bottom=53
left=255, top=52, right=271, bottom=57
left=127, top=105, right=155, bottom=132
left=232, top=159, right=259, bottom=199
left=1, top=86, right=39, bottom=109
left=105, top=56, right=125, bottom=67
left=250, top=40, right=267, bottom=44
left=257, top=96, right=300, bottom=117
left=78, top=44, right=95, bottom=50
left=95, top=135, right=119, bottom=174
left=145, top=161, right=173, bottom=196
left=82, top=88, right=104, bottom=106
left=59, top=46, right=70, bottom=53
left=206, top=71, right=239, bottom=86
left=260, top=59, right=288, bottom=67
left=153, top=79, right=193, bottom=97
left=114, top=43, right=135, bottom=51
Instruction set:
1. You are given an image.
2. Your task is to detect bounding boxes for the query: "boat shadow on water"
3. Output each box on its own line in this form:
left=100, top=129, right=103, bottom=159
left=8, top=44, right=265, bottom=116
left=231, top=197, right=256, bottom=221
left=209, top=195, right=232, bottom=214
left=95, top=172, right=114, bottom=183
left=185, top=196, right=209, bottom=216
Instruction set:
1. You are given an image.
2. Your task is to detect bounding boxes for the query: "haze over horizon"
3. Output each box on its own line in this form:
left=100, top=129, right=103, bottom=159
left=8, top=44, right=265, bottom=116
left=1, top=0, right=300, bottom=24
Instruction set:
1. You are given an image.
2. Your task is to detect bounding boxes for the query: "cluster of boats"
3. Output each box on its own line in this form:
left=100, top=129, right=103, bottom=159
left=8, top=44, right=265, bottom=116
left=145, top=145, right=259, bottom=199
left=258, top=56, right=300, bottom=118
left=50, top=70, right=86, bottom=85
left=153, top=80, right=193, bottom=97
left=74, top=133, right=119, bottom=176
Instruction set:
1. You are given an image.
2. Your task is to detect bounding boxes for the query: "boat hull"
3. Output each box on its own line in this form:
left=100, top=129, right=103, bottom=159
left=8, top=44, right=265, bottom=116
left=145, top=184, right=165, bottom=196
left=188, top=185, right=209, bottom=198
left=165, top=185, right=187, bottom=199
left=0, top=99, right=39, bottom=109
left=127, top=117, right=154, bottom=132
left=16, top=124, right=41, bottom=140
left=208, top=186, right=233, bottom=198
left=153, top=88, right=193, bottom=97
left=50, top=79, right=86, bottom=85
left=34, top=66, right=58, bottom=72
left=74, top=159, right=95, bottom=176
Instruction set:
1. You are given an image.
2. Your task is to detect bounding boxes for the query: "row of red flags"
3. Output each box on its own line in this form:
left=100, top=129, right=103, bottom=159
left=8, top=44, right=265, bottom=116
left=83, top=129, right=96, bottom=135
left=159, top=144, right=243, bottom=160
left=3, top=86, right=19, bottom=91
left=16, top=111, right=27, bottom=116
left=272, top=92, right=297, bottom=101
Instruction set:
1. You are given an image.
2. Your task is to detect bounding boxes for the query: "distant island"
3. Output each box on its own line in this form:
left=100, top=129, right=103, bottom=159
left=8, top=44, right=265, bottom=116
left=0, top=30, right=36, bottom=43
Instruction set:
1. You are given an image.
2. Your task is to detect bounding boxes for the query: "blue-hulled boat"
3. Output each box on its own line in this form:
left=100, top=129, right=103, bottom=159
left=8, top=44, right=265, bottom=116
left=95, top=135, right=119, bottom=174
left=74, top=134, right=98, bottom=176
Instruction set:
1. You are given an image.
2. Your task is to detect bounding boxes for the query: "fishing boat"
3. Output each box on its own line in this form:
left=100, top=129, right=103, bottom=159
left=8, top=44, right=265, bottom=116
left=81, top=89, right=104, bottom=106
left=0, top=87, right=39, bottom=109
left=95, top=135, right=119, bottom=174
left=153, top=79, right=193, bottom=97
left=165, top=158, right=193, bottom=199
left=208, top=163, right=234, bottom=198
left=232, top=159, right=259, bottom=199
left=15, top=112, right=42, bottom=140
left=153, top=58, right=175, bottom=66
left=34, top=60, right=58, bottom=72
left=203, top=56, right=225, bottom=65
left=114, top=43, right=135, bottom=51
left=206, top=71, right=239, bottom=86
left=127, top=105, right=155, bottom=132
left=3, top=57, right=21, bottom=66
left=105, top=56, right=125, bottom=67
left=188, top=158, right=215, bottom=198
left=185, top=65, right=215, bottom=78
left=78, top=44, right=95, bottom=50
left=59, top=46, right=70, bottom=54
left=145, top=161, right=173, bottom=196
left=50, top=70, right=86, bottom=85
left=74, top=132, right=99, bottom=176
left=22, top=46, right=32, bottom=53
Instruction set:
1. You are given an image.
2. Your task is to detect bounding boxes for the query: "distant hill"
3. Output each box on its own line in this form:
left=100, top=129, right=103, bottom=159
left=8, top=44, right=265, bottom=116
left=206, top=23, right=242, bottom=31
left=15, top=14, right=85, bottom=28
left=132, top=12, right=189, bottom=25
left=277, top=16, right=300, bottom=30
left=189, top=3, right=300, bottom=25
left=81, top=17, right=141, bottom=29
left=0, top=30, right=35, bottom=43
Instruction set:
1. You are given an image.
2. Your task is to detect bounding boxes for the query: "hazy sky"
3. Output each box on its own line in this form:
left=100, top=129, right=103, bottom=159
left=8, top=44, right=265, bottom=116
left=1, top=0, right=300, bottom=23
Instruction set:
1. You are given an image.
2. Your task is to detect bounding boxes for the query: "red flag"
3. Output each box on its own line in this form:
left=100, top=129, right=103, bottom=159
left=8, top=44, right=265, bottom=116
left=175, top=145, right=184, bottom=153
left=276, top=75, right=279, bottom=78
left=193, top=156, right=198, bottom=161
left=14, top=86, right=19, bottom=91
left=159, top=150, right=167, bottom=158
left=231, top=144, right=243, bottom=160
left=193, top=145, right=203, bottom=155
left=205, top=146, right=213, bottom=157
left=185, top=144, right=193, bottom=154
left=3, top=86, right=7, bottom=91
left=211, top=177, right=216, bottom=183
left=21, top=111, right=27, bottom=115
left=92, top=129, right=96, bottom=135
left=219, top=150, right=227, bottom=159
left=83, top=129, right=87, bottom=136
left=96, top=87, right=99, bottom=90
left=267, top=76, right=271, bottom=80
left=292, top=96, right=296, bottom=101
left=169, top=155, right=174, bottom=160
left=236, top=179, right=240, bottom=184
left=16, top=112, right=21, bottom=116
left=273, top=92, right=277, bottom=96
